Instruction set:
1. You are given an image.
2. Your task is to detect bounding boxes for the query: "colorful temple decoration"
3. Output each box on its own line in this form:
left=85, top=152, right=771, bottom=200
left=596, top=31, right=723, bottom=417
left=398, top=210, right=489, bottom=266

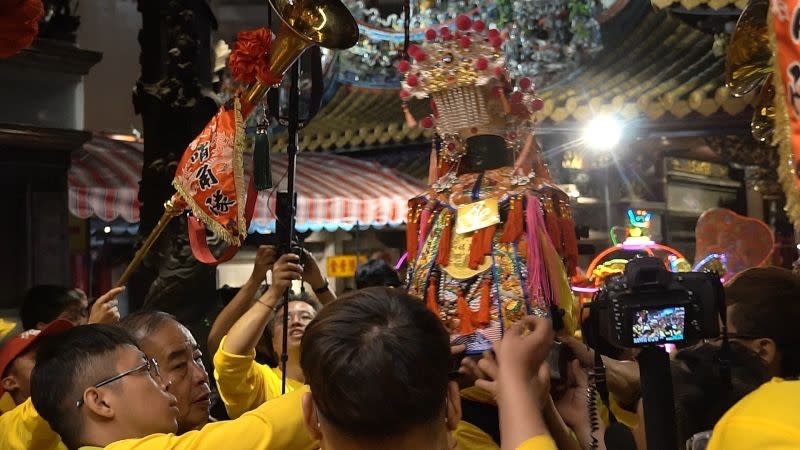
left=402, top=16, right=578, bottom=354
left=571, top=209, right=688, bottom=304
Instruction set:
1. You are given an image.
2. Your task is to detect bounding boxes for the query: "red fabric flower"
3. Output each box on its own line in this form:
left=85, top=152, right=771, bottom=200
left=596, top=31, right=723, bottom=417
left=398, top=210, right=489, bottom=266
left=0, top=0, right=44, bottom=58
left=228, top=28, right=272, bottom=84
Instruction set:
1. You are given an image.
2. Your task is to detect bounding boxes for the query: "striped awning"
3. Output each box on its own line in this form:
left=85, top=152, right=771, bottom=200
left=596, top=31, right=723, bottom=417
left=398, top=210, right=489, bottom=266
left=250, top=153, right=424, bottom=233
left=69, top=135, right=143, bottom=223
left=68, top=136, right=424, bottom=232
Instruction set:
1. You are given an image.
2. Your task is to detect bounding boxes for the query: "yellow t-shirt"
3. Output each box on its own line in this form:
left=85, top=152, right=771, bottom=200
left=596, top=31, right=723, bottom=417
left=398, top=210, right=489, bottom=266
left=0, top=398, right=68, bottom=450
left=453, top=420, right=499, bottom=450
left=80, top=388, right=316, bottom=450
left=707, top=378, right=800, bottom=450
left=517, top=435, right=557, bottom=450
left=214, top=338, right=504, bottom=450
left=213, top=335, right=303, bottom=419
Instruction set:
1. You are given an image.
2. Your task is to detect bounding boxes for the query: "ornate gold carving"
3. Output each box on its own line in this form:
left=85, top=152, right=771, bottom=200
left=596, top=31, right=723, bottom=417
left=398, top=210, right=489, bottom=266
left=666, top=157, right=728, bottom=178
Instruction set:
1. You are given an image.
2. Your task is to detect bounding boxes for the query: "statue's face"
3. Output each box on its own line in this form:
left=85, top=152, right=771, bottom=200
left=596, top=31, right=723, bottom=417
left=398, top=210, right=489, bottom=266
left=460, top=135, right=512, bottom=174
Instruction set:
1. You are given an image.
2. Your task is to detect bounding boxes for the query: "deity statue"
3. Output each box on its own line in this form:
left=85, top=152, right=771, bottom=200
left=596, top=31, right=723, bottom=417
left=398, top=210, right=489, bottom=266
left=401, top=16, right=578, bottom=353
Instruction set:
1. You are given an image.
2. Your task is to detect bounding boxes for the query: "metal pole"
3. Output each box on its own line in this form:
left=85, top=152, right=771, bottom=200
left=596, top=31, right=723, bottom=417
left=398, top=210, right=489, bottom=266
left=281, top=59, right=301, bottom=395
left=115, top=196, right=184, bottom=288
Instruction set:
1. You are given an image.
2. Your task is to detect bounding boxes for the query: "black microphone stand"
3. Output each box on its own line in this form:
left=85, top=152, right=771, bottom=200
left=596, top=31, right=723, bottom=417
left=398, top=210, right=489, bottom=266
left=280, top=60, right=301, bottom=396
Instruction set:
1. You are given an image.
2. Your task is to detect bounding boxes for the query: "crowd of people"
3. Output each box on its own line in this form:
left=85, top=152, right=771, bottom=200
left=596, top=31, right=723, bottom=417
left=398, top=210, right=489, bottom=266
left=1, top=248, right=799, bottom=450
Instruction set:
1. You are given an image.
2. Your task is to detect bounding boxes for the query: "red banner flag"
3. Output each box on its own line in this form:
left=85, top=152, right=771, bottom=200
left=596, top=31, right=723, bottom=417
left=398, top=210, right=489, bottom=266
left=172, top=96, right=247, bottom=246
left=772, top=2, right=800, bottom=190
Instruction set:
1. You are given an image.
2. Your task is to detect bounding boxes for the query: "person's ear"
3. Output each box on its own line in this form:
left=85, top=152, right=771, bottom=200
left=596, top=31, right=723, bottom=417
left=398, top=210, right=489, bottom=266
left=445, top=381, right=462, bottom=431
left=1, top=375, right=19, bottom=395
left=83, top=387, right=115, bottom=419
left=302, top=392, right=323, bottom=440
left=755, top=338, right=779, bottom=367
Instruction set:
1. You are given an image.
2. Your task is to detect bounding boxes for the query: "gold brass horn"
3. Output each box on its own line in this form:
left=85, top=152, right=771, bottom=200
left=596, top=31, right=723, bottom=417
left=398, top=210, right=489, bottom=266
left=242, top=0, right=359, bottom=105
left=725, top=0, right=771, bottom=97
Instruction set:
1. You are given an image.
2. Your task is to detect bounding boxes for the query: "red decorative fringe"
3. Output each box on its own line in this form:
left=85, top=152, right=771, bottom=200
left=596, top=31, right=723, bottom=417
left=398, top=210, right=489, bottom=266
left=228, top=28, right=272, bottom=84
left=419, top=206, right=435, bottom=244
left=500, top=197, right=523, bottom=243
left=436, top=211, right=453, bottom=266
left=473, top=278, right=491, bottom=327
left=468, top=225, right=496, bottom=269
left=483, top=224, right=496, bottom=253
left=457, top=292, right=476, bottom=335
left=426, top=280, right=441, bottom=317
left=0, top=0, right=43, bottom=58
left=468, top=229, right=485, bottom=269
left=544, top=198, right=563, bottom=256
left=406, top=206, right=419, bottom=260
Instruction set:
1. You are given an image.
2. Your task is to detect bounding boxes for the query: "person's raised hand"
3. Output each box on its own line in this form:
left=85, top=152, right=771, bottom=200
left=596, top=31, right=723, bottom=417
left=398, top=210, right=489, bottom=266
left=268, top=253, right=303, bottom=296
left=301, top=248, right=326, bottom=290
left=554, top=359, right=592, bottom=429
left=250, top=245, right=277, bottom=284
left=496, top=316, right=554, bottom=381
left=561, top=335, right=595, bottom=368
left=88, top=287, right=124, bottom=325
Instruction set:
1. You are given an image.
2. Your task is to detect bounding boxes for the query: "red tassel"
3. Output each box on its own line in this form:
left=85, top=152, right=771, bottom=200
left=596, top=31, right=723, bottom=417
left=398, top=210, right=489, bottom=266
left=482, top=224, right=496, bottom=254
left=406, top=206, right=419, bottom=260
left=469, top=229, right=486, bottom=270
left=473, top=278, right=491, bottom=327
left=419, top=206, right=435, bottom=243
left=436, top=211, right=453, bottom=266
left=543, top=198, right=563, bottom=256
left=426, top=280, right=441, bottom=317
left=468, top=225, right=497, bottom=269
left=457, top=292, right=475, bottom=335
left=500, top=197, right=523, bottom=243
left=560, top=203, right=579, bottom=276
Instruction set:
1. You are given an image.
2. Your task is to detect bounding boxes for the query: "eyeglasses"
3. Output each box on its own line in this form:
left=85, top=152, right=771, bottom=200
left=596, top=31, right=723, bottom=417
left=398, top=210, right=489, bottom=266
left=686, top=430, right=711, bottom=450
left=76, top=358, right=161, bottom=408
left=705, top=333, right=763, bottom=343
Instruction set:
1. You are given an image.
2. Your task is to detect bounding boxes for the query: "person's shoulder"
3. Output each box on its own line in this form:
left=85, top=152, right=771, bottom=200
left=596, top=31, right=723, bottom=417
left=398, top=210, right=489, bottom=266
left=729, top=378, right=800, bottom=417
left=709, top=378, right=800, bottom=449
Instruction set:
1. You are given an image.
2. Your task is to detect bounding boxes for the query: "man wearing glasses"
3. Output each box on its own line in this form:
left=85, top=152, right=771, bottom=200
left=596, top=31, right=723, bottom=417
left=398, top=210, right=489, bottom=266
left=29, top=324, right=314, bottom=450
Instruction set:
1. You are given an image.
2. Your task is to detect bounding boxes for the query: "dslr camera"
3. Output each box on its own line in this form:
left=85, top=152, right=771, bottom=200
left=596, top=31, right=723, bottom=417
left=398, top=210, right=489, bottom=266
left=584, top=257, right=723, bottom=349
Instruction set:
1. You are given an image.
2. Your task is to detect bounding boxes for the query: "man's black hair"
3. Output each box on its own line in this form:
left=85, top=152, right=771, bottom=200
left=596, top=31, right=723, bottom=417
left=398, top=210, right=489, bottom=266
left=300, top=287, right=450, bottom=439
left=355, top=259, right=402, bottom=290
left=30, top=324, right=139, bottom=450
left=671, top=341, right=771, bottom=444
left=20, top=285, right=83, bottom=329
left=726, top=267, right=800, bottom=378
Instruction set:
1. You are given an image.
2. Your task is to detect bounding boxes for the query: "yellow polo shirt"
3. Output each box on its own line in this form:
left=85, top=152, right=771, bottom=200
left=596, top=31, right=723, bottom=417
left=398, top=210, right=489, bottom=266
left=213, top=339, right=503, bottom=450
left=0, top=397, right=67, bottom=450
left=213, top=335, right=303, bottom=419
left=707, top=378, right=800, bottom=449
left=72, top=388, right=314, bottom=449
left=518, top=435, right=557, bottom=450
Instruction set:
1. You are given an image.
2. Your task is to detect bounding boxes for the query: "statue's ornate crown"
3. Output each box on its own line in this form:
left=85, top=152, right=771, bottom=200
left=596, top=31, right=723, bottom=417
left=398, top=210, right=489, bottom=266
left=399, top=16, right=544, bottom=163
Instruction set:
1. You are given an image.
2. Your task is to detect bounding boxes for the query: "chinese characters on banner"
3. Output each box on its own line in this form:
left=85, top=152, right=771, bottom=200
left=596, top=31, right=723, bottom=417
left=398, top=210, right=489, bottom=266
left=172, top=97, right=247, bottom=246
left=772, top=1, right=800, bottom=189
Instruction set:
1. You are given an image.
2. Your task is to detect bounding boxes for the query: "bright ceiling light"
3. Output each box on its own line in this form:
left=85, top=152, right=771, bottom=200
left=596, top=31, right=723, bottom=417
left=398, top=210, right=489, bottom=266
left=582, top=115, right=623, bottom=152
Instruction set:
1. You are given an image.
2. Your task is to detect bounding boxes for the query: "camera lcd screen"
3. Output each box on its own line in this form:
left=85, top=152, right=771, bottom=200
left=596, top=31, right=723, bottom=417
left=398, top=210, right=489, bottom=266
left=631, top=306, right=686, bottom=344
